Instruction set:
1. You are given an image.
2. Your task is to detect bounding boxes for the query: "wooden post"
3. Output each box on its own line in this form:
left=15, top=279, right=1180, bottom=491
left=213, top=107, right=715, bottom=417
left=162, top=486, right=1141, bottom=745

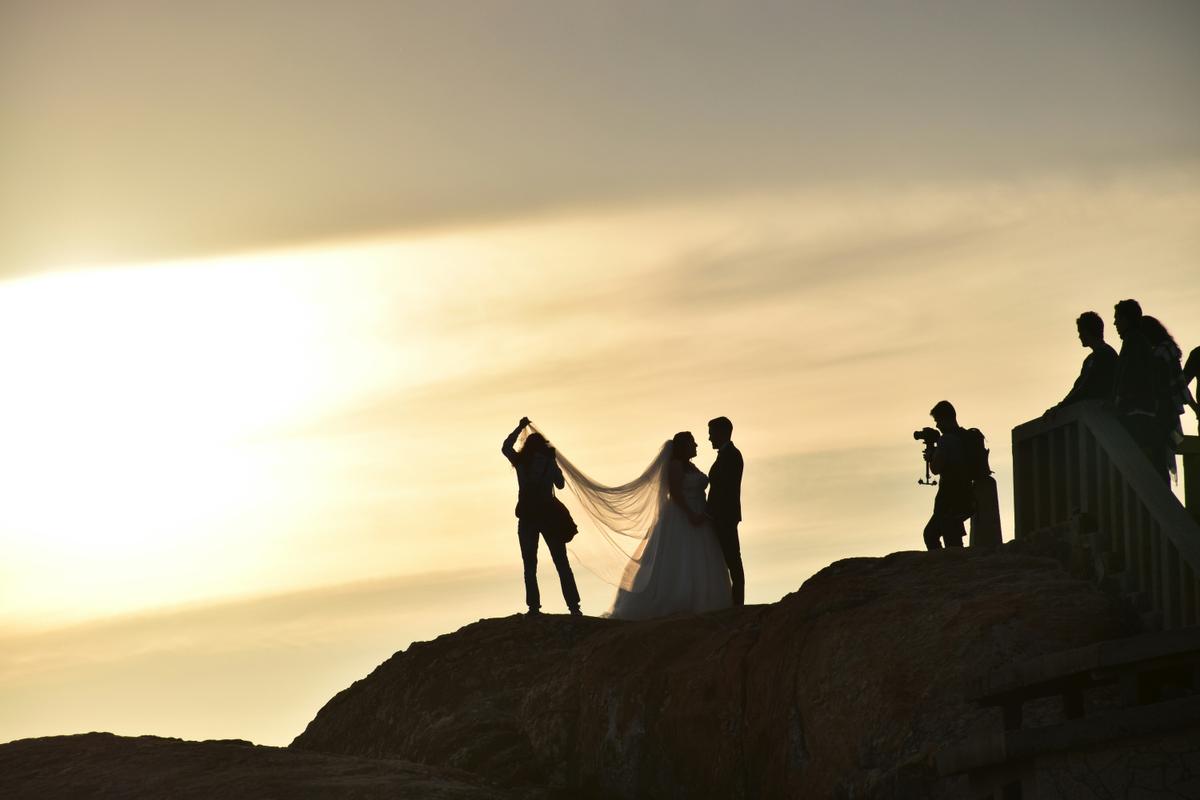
left=1033, top=435, right=1046, bottom=531
left=1163, top=536, right=1178, bottom=630
left=1077, top=426, right=1091, bottom=520
left=1013, top=432, right=1034, bottom=539
left=1142, top=503, right=1152, bottom=609
left=1115, top=466, right=1133, bottom=591
left=1179, top=436, right=1200, bottom=525
left=1099, top=449, right=1115, bottom=557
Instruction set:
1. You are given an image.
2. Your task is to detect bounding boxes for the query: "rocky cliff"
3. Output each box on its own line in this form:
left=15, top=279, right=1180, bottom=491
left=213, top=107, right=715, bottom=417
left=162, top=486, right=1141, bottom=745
left=0, top=732, right=507, bottom=800
left=1, top=549, right=1131, bottom=799
left=291, top=549, right=1127, bottom=798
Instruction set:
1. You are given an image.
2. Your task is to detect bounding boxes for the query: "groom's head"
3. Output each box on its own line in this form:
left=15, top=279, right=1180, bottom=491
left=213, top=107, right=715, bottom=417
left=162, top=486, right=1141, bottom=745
left=707, top=417, right=733, bottom=450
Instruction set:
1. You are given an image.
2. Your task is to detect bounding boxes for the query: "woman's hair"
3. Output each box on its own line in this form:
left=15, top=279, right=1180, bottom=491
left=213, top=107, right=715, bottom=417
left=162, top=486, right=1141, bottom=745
left=670, top=431, right=694, bottom=459
left=517, top=432, right=552, bottom=465
left=1140, top=315, right=1179, bottom=352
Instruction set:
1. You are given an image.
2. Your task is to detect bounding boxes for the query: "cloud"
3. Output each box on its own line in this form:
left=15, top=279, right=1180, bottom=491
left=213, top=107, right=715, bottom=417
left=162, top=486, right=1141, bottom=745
left=0, top=566, right=496, bottom=745
left=232, top=169, right=1200, bottom=454
left=3, top=1, right=1198, bottom=274
left=0, top=566, right=510, bottom=683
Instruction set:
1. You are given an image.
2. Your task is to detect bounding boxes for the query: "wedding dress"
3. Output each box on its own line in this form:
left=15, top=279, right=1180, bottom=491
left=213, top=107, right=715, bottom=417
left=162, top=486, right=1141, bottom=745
left=531, top=428, right=732, bottom=620
left=607, top=467, right=732, bottom=619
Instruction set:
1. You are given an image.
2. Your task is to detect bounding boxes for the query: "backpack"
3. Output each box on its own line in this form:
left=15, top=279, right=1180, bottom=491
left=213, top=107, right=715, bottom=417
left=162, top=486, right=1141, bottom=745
left=961, top=428, right=992, bottom=483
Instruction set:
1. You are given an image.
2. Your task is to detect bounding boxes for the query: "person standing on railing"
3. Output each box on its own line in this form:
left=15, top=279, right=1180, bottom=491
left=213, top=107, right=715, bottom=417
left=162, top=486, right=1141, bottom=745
left=1045, top=311, right=1119, bottom=416
left=922, top=401, right=973, bottom=550
left=1112, top=299, right=1169, bottom=482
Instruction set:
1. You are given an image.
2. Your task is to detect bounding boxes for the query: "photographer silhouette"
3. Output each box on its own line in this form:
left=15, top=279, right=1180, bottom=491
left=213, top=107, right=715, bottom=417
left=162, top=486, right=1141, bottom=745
left=921, top=401, right=973, bottom=550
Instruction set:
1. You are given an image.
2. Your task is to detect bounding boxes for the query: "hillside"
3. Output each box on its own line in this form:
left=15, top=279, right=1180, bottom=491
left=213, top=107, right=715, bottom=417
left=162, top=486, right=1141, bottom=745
left=291, top=549, right=1125, bottom=797
left=2, top=549, right=1128, bottom=798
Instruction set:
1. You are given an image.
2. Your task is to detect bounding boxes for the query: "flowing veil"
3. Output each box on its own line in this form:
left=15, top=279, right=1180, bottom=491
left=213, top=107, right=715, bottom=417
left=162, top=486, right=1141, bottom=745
left=527, top=425, right=672, bottom=593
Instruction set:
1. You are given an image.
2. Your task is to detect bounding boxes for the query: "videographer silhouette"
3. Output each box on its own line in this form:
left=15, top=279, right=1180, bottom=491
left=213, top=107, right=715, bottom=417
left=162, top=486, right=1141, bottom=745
left=920, top=400, right=973, bottom=550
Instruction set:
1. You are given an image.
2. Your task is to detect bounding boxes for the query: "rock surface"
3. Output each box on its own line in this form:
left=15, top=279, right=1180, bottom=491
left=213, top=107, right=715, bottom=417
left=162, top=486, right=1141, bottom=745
left=0, top=732, right=510, bottom=800
left=292, top=549, right=1129, bottom=798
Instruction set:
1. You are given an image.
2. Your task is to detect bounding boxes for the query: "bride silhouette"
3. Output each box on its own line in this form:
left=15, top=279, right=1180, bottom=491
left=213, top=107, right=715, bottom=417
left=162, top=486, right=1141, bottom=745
left=545, top=428, right=732, bottom=620
left=606, top=431, right=732, bottom=619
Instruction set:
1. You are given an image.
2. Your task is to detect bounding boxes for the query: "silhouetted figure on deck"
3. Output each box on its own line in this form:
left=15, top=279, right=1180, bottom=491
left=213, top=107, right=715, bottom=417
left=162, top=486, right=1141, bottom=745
left=1142, top=315, right=1187, bottom=479
left=705, top=416, right=745, bottom=607
left=1045, top=311, right=1118, bottom=416
left=1183, top=347, right=1200, bottom=433
left=502, top=417, right=581, bottom=616
left=1112, top=300, right=1168, bottom=482
left=922, top=401, right=972, bottom=550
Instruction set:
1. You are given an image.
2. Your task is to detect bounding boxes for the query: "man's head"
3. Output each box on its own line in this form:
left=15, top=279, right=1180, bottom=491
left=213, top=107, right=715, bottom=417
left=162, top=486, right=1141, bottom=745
left=707, top=416, right=733, bottom=450
left=1076, top=311, right=1104, bottom=348
left=1113, top=299, right=1142, bottom=340
left=929, top=400, right=958, bottom=434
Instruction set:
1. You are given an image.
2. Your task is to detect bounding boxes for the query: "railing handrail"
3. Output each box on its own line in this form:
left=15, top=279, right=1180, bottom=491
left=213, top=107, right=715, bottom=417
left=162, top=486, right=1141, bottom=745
left=1012, top=399, right=1200, bottom=579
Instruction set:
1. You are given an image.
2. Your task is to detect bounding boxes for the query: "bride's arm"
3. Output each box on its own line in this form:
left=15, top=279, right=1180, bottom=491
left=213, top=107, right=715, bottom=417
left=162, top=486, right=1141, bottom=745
left=549, top=449, right=566, bottom=489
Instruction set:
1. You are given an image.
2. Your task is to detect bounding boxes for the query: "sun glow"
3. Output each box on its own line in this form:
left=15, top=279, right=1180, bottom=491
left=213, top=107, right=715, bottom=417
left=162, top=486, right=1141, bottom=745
left=0, top=247, right=417, bottom=625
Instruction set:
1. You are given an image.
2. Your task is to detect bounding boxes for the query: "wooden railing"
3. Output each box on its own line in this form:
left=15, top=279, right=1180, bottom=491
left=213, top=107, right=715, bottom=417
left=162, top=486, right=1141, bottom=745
left=1012, top=400, right=1200, bottom=630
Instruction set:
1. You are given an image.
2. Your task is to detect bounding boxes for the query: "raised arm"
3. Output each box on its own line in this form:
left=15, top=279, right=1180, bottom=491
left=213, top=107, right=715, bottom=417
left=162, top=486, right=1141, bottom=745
left=502, top=417, right=530, bottom=466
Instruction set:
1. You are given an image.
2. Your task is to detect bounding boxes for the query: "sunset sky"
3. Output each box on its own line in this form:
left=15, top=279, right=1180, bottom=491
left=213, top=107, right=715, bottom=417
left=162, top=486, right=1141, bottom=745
left=2, top=1, right=1198, bottom=747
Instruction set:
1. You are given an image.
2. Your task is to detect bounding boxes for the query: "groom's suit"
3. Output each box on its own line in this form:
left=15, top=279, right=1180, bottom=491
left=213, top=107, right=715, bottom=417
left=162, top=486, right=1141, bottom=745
left=707, top=442, right=745, bottom=607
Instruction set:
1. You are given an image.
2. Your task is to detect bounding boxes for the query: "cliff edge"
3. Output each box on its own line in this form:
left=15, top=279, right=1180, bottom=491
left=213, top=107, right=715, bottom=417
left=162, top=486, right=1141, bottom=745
left=290, top=549, right=1126, bottom=798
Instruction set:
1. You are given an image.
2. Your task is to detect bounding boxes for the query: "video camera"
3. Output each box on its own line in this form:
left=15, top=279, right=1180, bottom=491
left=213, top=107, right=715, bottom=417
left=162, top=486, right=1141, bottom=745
left=913, top=427, right=940, bottom=486
left=912, top=427, right=940, bottom=446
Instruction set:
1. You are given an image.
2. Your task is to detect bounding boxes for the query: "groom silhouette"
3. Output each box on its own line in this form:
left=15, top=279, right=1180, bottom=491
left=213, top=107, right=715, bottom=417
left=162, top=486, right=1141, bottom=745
left=706, top=416, right=745, bottom=607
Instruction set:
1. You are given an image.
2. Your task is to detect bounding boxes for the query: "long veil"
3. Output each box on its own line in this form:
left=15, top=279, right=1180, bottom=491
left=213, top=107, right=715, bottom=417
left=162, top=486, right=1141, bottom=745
left=528, top=424, right=671, bottom=593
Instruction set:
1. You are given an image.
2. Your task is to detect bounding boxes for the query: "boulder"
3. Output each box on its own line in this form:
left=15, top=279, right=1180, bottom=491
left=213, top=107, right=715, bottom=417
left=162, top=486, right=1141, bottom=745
left=293, top=549, right=1128, bottom=797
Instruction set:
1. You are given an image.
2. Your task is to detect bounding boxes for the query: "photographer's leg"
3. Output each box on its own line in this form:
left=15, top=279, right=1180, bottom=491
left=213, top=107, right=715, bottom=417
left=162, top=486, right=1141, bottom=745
left=946, top=517, right=965, bottom=548
left=923, top=515, right=943, bottom=550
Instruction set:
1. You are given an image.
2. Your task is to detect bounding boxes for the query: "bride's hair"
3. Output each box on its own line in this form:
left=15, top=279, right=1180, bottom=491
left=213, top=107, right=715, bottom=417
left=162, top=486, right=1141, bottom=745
left=670, top=431, right=694, bottom=459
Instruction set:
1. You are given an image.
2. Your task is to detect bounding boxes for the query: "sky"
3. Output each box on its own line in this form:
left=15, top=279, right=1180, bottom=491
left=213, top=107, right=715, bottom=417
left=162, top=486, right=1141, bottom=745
left=1, top=1, right=1198, bottom=747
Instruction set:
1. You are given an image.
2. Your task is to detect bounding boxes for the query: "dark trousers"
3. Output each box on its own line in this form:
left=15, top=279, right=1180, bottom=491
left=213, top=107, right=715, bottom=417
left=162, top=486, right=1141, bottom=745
left=518, top=518, right=580, bottom=612
left=714, top=521, right=745, bottom=606
left=924, top=511, right=966, bottom=551
left=1122, top=413, right=1170, bottom=483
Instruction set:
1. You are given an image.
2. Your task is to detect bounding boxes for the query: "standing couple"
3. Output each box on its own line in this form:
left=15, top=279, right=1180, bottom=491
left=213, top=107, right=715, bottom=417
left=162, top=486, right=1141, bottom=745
left=501, top=416, right=744, bottom=620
